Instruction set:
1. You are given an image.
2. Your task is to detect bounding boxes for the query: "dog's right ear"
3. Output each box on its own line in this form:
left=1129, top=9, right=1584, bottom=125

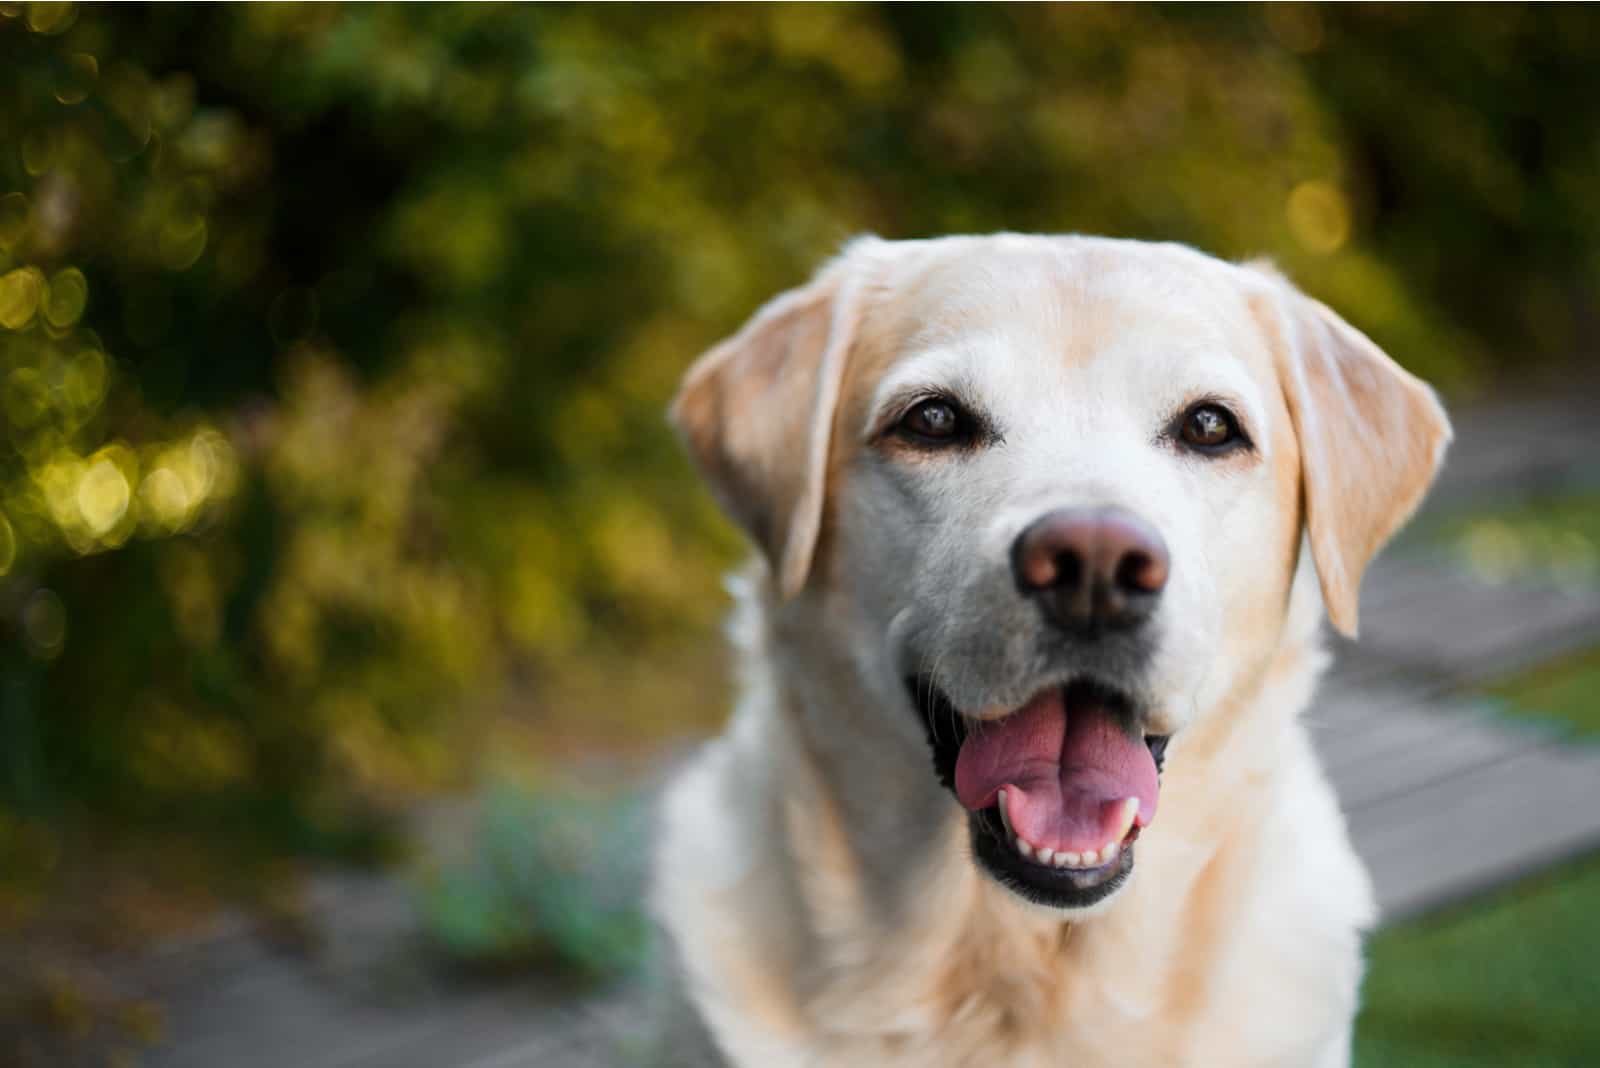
left=671, top=245, right=875, bottom=599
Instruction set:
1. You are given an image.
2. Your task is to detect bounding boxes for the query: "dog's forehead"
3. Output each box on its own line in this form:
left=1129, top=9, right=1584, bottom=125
left=856, top=238, right=1276, bottom=423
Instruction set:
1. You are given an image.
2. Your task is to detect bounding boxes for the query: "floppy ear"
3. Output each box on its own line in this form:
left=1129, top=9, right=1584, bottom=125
left=1253, top=274, right=1452, bottom=637
left=671, top=250, right=873, bottom=598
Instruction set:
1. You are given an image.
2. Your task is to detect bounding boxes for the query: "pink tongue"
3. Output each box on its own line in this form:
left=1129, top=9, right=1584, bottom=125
left=953, top=689, right=1159, bottom=852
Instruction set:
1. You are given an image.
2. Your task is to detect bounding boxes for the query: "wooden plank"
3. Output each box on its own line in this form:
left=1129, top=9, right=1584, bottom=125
left=338, top=997, right=605, bottom=1068
left=1359, top=577, right=1600, bottom=683
left=1303, top=681, right=1441, bottom=750
left=1349, top=743, right=1600, bottom=921
left=1326, top=706, right=1552, bottom=812
left=1317, top=709, right=1448, bottom=773
left=1426, top=391, right=1600, bottom=505
left=1364, top=577, right=1575, bottom=653
left=146, top=969, right=593, bottom=1068
left=1321, top=648, right=1435, bottom=693
left=1358, top=558, right=1477, bottom=613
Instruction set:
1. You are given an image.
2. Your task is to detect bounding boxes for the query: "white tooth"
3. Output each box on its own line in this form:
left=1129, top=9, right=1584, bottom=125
left=1037, top=847, right=1054, bottom=864
left=1060, top=850, right=1080, bottom=867
left=1081, top=848, right=1099, bottom=866
left=1054, top=853, right=1070, bottom=869
left=1114, top=797, right=1140, bottom=842
left=997, top=789, right=1014, bottom=838
left=1017, top=838, right=1034, bottom=859
left=1102, top=840, right=1120, bottom=862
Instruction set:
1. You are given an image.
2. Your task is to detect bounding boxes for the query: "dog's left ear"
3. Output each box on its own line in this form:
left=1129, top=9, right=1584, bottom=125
left=1250, top=270, right=1453, bottom=637
left=671, top=243, right=876, bottom=598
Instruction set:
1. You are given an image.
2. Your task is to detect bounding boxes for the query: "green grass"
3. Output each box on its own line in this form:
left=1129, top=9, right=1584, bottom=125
left=1356, top=851, right=1600, bottom=1066
left=1484, top=645, right=1600, bottom=739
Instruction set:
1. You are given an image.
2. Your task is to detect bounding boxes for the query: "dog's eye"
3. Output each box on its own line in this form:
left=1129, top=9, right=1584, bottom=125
left=900, top=398, right=965, bottom=443
left=1178, top=403, right=1241, bottom=452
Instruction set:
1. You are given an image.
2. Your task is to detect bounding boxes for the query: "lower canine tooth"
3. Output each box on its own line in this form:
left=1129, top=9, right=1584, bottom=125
left=1037, top=847, right=1054, bottom=864
left=1102, top=841, right=1120, bottom=862
left=1114, top=797, right=1140, bottom=842
left=1017, top=839, right=1034, bottom=859
left=997, top=789, right=1014, bottom=838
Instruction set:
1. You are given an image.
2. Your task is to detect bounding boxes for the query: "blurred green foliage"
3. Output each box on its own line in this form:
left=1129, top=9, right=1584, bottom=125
left=1435, top=491, right=1600, bottom=588
left=2, top=3, right=1599, bottom=874
left=419, top=780, right=649, bottom=979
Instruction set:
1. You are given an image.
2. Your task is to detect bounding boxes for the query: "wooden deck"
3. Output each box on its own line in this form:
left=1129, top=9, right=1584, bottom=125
left=65, top=390, right=1600, bottom=1066
left=1314, top=556, right=1600, bottom=921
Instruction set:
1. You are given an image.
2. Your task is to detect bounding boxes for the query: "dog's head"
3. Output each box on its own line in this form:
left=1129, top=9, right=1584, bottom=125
left=673, top=234, right=1450, bottom=911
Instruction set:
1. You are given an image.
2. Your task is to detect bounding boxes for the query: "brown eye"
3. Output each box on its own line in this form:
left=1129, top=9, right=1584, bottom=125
left=901, top=398, right=964, bottom=442
left=1180, top=404, right=1240, bottom=451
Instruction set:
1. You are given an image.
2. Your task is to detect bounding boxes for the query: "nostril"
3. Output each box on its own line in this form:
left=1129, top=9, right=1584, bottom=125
left=1116, top=550, right=1163, bottom=594
left=1056, top=550, right=1083, bottom=592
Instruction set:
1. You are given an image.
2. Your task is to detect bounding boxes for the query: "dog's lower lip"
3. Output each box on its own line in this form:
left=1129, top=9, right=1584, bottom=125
left=971, top=803, right=1134, bottom=901
left=994, top=788, right=1141, bottom=871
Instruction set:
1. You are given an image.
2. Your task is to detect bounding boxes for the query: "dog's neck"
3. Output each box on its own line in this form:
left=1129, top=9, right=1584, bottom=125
left=723, top=555, right=1331, bottom=1048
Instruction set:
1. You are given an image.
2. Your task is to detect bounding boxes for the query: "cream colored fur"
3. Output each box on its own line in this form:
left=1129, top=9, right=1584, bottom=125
left=653, top=235, right=1451, bottom=1067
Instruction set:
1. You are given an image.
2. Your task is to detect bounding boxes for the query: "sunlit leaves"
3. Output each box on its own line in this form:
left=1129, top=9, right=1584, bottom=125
left=41, top=265, right=85, bottom=327
left=0, top=267, right=46, bottom=328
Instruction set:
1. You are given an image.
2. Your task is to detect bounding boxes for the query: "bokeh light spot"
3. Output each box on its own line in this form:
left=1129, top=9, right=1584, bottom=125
left=54, top=51, right=98, bottom=105
left=136, top=428, right=236, bottom=532
left=20, top=127, right=59, bottom=175
left=63, top=347, right=108, bottom=411
left=0, top=266, right=46, bottom=329
left=23, top=588, right=67, bottom=660
left=26, top=1, right=76, bottom=35
left=4, top=367, right=49, bottom=427
left=36, top=452, right=84, bottom=531
left=43, top=266, right=88, bottom=328
left=1287, top=180, right=1352, bottom=254
left=140, top=466, right=189, bottom=529
left=159, top=217, right=208, bottom=271
left=77, top=453, right=131, bottom=534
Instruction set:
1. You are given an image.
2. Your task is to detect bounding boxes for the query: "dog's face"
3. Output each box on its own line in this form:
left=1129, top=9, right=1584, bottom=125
left=675, top=235, right=1449, bottom=912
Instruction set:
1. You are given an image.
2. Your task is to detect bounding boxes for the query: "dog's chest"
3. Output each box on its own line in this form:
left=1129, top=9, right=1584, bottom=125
left=797, top=990, right=1176, bottom=1068
left=783, top=930, right=1185, bottom=1068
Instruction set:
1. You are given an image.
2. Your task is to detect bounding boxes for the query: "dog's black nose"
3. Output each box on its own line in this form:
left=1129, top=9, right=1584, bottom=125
left=1011, top=507, right=1169, bottom=634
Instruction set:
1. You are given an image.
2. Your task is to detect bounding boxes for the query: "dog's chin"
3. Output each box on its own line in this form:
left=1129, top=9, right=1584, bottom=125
left=908, top=674, right=1168, bottom=912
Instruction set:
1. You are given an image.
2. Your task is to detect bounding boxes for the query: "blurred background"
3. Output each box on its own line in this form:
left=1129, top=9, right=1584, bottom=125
left=1, top=4, right=1598, bottom=1066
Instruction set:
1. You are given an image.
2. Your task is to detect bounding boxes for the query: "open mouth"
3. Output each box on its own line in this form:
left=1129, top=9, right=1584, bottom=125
left=910, top=675, right=1169, bottom=909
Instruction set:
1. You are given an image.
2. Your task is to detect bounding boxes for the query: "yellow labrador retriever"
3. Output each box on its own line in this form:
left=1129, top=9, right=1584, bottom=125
left=652, top=234, right=1450, bottom=1067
